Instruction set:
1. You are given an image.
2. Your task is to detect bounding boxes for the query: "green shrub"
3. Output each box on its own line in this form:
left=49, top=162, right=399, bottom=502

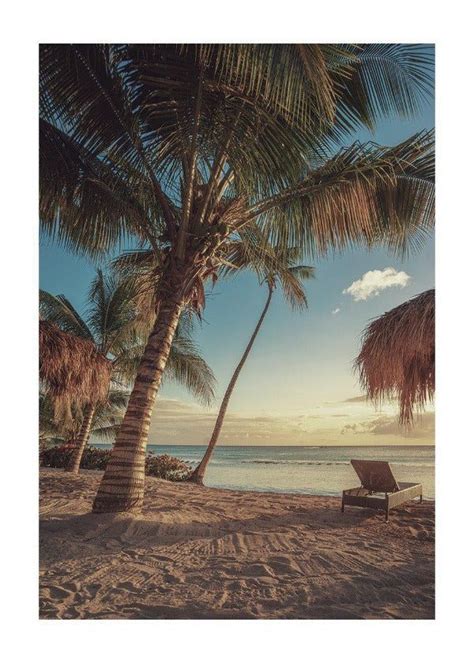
left=145, top=453, right=191, bottom=481
left=40, top=443, right=76, bottom=467
left=79, top=446, right=111, bottom=470
left=40, top=445, right=192, bottom=481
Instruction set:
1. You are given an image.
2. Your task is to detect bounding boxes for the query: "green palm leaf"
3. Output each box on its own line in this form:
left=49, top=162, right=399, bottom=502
left=250, top=129, right=434, bottom=258
left=39, top=291, right=94, bottom=340
left=40, top=44, right=434, bottom=260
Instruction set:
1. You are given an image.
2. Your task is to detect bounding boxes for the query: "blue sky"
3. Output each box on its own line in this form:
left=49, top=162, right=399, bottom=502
left=40, top=58, right=435, bottom=445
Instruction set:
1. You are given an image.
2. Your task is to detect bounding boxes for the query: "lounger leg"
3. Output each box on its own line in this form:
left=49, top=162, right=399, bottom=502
left=341, top=499, right=345, bottom=513
left=385, top=506, right=389, bottom=522
left=420, top=495, right=423, bottom=504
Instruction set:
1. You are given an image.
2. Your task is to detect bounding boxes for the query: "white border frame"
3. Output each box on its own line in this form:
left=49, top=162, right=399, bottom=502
left=2, top=1, right=472, bottom=660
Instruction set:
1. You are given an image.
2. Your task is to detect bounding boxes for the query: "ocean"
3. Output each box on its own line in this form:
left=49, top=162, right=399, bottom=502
left=98, top=444, right=435, bottom=499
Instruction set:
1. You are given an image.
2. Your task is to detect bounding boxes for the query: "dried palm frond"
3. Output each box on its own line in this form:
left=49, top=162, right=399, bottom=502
left=355, top=289, right=435, bottom=424
left=39, top=320, right=112, bottom=422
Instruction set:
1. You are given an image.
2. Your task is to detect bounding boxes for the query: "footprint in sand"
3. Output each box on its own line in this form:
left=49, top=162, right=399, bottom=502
left=82, top=582, right=102, bottom=600
left=245, top=563, right=275, bottom=577
left=407, top=526, right=433, bottom=541
left=44, top=585, right=73, bottom=600
left=62, top=581, right=81, bottom=592
left=268, top=556, right=302, bottom=576
left=116, top=581, right=140, bottom=593
left=226, top=579, right=248, bottom=591
left=164, top=573, right=185, bottom=585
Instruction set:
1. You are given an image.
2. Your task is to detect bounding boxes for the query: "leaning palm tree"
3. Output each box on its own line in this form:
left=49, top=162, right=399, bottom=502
left=40, top=269, right=215, bottom=473
left=40, top=44, right=435, bottom=512
left=188, top=246, right=315, bottom=484
left=355, top=289, right=435, bottom=424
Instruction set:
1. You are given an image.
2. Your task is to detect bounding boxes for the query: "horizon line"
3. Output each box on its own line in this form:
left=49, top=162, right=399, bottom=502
left=93, top=442, right=435, bottom=448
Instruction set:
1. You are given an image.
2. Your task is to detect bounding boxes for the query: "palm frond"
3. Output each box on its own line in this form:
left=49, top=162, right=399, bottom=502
left=39, top=290, right=94, bottom=340
left=276, top=264, right=314, bottom=310
left=91, top=424, right=122, bottom=441
left=91, top=389, right=130, bottom=433
left=39, top=320, right=111, bottom=423
left=39, top=119, right=142, bottom=257
left=355, top=289, right=435, bottom=424
left=165, top=333, right=215, bottom=406
left=40, top=44, right=434, bottom=262
left=333, top=44, right=434, bottom=136
left=251, top=130, right=435, bottom=258
left=86, top=269, right=142, bottom=355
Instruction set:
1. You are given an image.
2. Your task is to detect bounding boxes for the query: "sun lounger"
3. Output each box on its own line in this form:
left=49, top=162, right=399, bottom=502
left=341, top=459, right=422, bottom=521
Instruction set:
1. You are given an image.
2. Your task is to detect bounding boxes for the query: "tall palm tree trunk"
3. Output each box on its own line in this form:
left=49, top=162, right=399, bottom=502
left=188, top=284, right=274, bottom=485
left=92, top=291, right=184, bottom=513
left=65, top=402, right=96, bottom=473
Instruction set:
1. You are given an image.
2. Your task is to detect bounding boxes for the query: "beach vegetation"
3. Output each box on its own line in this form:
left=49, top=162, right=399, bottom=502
left=40, top=443, right=191, bottom=481
left=40, top=269, right=215, bottom=473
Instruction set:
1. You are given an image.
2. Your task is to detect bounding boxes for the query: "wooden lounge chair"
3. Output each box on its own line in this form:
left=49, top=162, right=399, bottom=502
left=341, top=459, right=422, bottom=521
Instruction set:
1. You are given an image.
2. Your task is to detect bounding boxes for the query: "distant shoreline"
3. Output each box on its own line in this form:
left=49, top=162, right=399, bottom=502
left=92, top=443, right=435, bottom=448
left=82, top=444, right=435, bottom=499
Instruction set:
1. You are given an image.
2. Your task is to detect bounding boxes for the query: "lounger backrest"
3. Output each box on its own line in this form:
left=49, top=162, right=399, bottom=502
left=351, top=460, right=399, bottom=492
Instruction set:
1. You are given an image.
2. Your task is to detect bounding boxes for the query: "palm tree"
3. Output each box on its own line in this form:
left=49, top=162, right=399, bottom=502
left=40, top=269, right=215, bottom=473
left=39, top=44, right=435, bottom=512
left=39, top=389, right=129, bottom=447
left=189, top=246, right=315, bottom=484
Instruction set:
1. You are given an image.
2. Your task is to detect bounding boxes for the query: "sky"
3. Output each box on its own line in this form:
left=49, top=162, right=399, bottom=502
left=40, top=52, right=435, bottom=446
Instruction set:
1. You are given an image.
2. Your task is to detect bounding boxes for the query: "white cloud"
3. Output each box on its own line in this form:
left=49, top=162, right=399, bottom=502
left=343, top=268, right=410, bottom=301
left=331, top=308, right=340, bottom=315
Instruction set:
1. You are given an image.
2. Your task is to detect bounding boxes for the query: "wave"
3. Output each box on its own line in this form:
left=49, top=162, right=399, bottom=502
left=241, top=460, right=351, bottom=466
left=239, top=459, right=434, bottom=468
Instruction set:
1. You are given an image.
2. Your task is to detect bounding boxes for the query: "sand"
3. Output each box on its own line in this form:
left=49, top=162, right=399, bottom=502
left=39, top=468, right=435, bottom=619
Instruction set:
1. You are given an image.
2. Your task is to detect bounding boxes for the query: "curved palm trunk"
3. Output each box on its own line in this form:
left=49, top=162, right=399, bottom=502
left=65, top=402, right=95, bottom=474
left=92, top=289, right=185, bottom=513
left=92, top=295, right=184, bottom=513
left=188, top=284, right=274, bottom=485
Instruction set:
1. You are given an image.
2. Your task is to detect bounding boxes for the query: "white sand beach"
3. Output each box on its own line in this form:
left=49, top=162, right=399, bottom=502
left=40, top=468, right=434, bottom=619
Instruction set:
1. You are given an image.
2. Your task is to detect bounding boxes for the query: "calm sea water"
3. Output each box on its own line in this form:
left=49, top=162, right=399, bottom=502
left=99, top=444, right=435, bottom=499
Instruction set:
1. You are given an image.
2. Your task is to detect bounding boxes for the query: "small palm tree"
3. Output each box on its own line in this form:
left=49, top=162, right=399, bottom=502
left=40, top=45, right=435, bottom=512
left=188, top=246, right=314, bottom=484
left=40, top=269, right=215, bottom=473
left=40, top=389, right=129, bottom=446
